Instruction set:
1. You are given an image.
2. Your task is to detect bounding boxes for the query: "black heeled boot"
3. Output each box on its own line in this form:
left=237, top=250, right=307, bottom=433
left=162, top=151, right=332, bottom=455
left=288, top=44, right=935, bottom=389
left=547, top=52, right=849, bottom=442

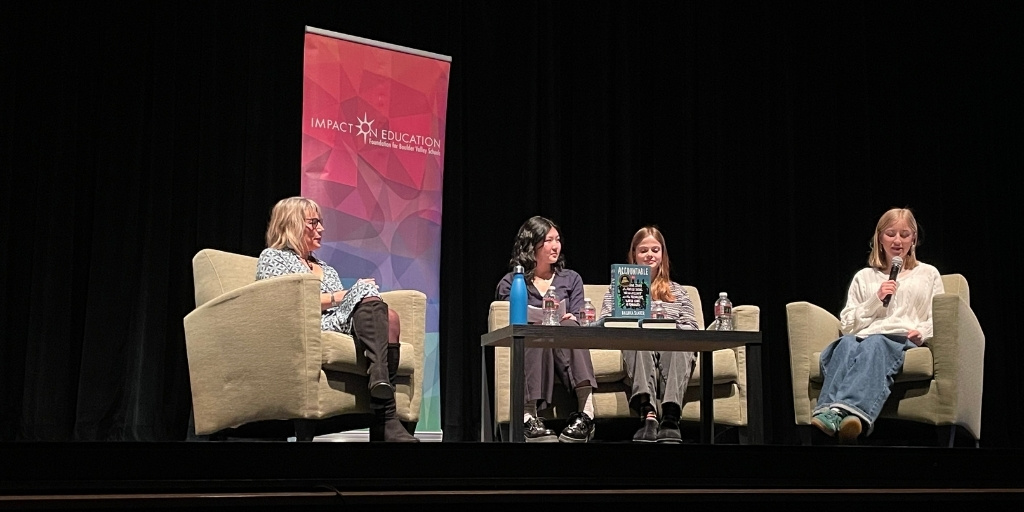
left=350, top=300, right=394, bottom=400
left=369, top=344, right=419, bottom=442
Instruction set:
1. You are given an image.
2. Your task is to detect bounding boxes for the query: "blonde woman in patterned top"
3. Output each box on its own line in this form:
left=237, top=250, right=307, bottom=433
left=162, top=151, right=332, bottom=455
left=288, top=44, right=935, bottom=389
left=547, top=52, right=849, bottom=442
left=599, top=226, right=699, bottom=443
left=255, top=196, right=417, bottom=442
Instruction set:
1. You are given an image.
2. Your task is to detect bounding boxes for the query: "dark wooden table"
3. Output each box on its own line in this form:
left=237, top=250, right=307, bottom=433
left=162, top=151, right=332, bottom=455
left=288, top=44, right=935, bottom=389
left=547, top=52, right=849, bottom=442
left=480, top=324, right=763, bottom=444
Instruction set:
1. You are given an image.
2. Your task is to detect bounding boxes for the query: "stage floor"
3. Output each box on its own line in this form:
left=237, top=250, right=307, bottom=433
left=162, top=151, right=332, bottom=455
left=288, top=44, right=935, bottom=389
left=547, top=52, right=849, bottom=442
left=2, top=440, right=1024, bottom=508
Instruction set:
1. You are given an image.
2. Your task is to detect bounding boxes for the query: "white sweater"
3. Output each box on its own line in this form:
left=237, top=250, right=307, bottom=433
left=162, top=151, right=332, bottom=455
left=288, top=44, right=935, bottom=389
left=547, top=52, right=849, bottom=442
left=839, top=262, right=945, bottom=340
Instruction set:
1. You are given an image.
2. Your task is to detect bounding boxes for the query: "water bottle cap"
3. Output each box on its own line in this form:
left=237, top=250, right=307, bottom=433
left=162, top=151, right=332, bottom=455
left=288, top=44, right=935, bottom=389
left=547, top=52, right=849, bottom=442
left=719, top=292, right=728, bottom=297
left=584, top=297, right=592, bottom=302
left=514, top=265, right=524, bottom=274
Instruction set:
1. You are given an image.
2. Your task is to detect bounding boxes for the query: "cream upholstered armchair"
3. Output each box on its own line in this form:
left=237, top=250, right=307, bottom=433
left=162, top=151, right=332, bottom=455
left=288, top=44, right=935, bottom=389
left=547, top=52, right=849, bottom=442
left=786, top=273, right=984, bottom=447
left=183, top=248, right=426, bottom=440
left=487, top=283, right=759, bottom=442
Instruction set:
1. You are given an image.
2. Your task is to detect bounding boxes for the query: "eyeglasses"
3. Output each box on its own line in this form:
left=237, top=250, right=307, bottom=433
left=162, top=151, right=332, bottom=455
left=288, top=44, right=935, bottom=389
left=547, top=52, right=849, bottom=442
left=305, top=218, right=324, bottom=229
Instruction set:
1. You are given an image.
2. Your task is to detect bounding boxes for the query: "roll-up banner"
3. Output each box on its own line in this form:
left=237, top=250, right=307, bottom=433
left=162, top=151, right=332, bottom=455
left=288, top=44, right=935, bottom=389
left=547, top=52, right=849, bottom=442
left=302, top=26, right=450, bottom=434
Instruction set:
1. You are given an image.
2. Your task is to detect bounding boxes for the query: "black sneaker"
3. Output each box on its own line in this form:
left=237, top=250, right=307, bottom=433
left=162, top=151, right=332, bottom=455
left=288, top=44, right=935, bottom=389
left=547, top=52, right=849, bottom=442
left=559, top=412, right=595, bottom=443
left=524, top=416, right=557, bottom=443
left=632, top=417, right=659, bottom=443
left=656, top=418, right=682, bottom=443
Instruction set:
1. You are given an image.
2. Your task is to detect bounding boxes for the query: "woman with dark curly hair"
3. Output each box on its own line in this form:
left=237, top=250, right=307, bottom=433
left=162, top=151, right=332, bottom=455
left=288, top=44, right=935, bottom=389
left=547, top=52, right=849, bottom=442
left=495, top=216, right=598, bottom=443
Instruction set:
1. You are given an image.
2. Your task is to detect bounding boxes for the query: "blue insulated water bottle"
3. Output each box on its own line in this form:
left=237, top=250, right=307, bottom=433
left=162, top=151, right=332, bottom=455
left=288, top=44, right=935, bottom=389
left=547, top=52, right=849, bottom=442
left=510, top=265, right=528, bottom=325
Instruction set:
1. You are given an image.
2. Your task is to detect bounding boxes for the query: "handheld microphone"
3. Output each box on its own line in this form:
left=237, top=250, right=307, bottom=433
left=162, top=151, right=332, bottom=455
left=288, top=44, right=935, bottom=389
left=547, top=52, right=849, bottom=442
left=881, top=256, right=903, bottom=307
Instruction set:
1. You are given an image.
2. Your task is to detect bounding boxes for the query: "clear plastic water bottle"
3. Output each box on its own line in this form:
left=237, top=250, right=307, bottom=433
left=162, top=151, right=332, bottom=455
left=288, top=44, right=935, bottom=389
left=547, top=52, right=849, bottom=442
left=509, top=265, right=527, bottom=325
left=651, top=300, right=666, bottom=319
left=542, top=286, right=559, bottom=326
left=714, top=292, right=733, bottom=331
left=580, top=298, right=597, bottom=326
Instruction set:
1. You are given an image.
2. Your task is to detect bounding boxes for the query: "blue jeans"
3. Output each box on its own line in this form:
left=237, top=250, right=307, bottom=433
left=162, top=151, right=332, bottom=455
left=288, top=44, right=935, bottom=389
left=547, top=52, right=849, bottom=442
left=813, top=334, right=916, bottom=435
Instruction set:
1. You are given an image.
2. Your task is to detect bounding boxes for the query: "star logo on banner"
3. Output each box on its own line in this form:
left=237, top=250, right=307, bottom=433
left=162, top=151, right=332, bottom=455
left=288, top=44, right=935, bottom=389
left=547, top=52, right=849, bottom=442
left=355, top=114, right=374, bottom=144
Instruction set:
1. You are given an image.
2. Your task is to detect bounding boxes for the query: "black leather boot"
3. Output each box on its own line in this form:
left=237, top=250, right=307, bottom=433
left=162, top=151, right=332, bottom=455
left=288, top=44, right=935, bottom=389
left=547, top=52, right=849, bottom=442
left=350, top=300, right=394, bottom=400
left=370, top=344, right=419, bottom=442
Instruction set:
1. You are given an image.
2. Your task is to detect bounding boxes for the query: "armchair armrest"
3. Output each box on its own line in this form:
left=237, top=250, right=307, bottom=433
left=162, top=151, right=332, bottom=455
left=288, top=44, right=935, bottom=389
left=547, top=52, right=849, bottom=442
left=487, top=301, right=512, bottom=424
left=380, top=289, right=426, bottom=353
left=726, top=305, right=758, bottom=424
left=183, top=273, right=324, bottom=434
left=488, top=300, right=510, bottom=332
left=786, top=301, right=842, bottom=423
left=706, top=304, right=759, bottom=331
left=702, top=305, right=759, bottom=425
left=928, top=292, right=985, bottom=438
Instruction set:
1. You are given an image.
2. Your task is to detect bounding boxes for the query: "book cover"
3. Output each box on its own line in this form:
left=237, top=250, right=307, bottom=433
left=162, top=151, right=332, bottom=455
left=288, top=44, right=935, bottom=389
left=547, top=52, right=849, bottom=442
left=610, top=263, right=651, bottom=318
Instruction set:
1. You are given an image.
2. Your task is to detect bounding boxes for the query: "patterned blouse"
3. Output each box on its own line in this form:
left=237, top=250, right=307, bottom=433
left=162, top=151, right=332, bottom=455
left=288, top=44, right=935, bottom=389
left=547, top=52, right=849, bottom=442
left=255, top=247, right=380, bottom=334
left=598, top=280, right=699, bottom=331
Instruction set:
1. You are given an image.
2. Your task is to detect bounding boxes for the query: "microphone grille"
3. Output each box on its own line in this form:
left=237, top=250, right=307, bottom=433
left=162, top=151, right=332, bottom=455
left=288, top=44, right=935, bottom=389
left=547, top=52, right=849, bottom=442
left=892, top=256, right=904, bottom=268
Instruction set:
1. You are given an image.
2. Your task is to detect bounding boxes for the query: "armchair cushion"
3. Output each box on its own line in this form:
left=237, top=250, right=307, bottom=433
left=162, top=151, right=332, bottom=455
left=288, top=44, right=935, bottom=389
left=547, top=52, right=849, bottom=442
left=590, top=349, right=627, bottom=383
left=319, top=290, right=423, bottom=377
left=321, top=333, right=416, bottom=377
left=690, top=349, right=740, bottom=385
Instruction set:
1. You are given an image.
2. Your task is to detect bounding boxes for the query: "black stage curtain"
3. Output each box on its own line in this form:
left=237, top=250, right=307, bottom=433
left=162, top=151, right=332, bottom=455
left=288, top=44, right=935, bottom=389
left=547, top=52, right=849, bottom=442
left=2, top=2, right=1020, bottom=446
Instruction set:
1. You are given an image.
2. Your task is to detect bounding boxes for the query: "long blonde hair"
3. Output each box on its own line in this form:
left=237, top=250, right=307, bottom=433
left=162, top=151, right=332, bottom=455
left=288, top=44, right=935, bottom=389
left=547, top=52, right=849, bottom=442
left=627, top=226, right=675, bottom=302
left=867, top=207, right=920, bottom=271
left=265, top=196, right=321, bottom=256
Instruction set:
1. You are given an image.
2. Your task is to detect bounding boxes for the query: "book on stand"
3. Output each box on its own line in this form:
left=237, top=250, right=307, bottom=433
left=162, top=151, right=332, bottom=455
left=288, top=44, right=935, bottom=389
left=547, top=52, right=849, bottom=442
left=590, top=264, right=654, bottom=328
left=610, top=263, right=651, bottom=318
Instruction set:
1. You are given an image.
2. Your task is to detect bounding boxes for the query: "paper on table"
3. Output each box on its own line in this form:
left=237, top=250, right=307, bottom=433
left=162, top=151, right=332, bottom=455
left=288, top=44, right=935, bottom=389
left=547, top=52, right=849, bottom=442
left=527, top=301, right=567, bottom=324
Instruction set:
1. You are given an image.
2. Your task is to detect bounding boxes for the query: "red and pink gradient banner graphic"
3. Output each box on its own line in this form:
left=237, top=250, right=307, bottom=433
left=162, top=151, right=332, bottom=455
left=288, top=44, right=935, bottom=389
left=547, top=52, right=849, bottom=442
left=301, top=28, right=450, bottom=432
